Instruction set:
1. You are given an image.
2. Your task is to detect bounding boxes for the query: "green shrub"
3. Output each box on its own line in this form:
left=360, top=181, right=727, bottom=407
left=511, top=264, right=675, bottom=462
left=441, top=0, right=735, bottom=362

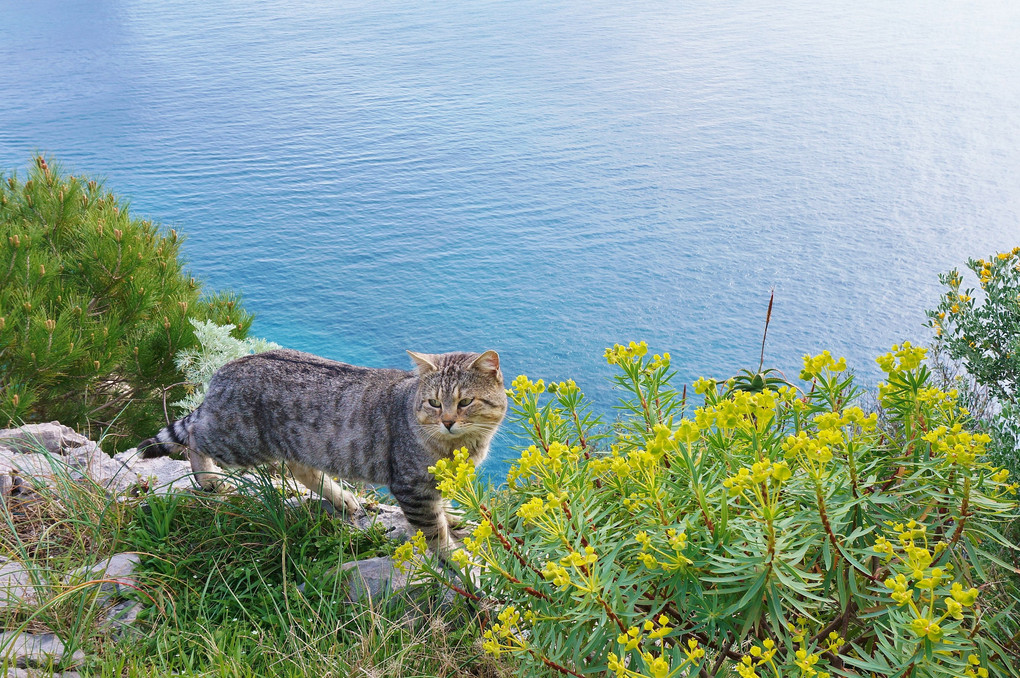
left=418, top=342, right=1017, bottom=678
left=927, top=247, right=1020, bottom=470
left=171, top=319, right=280, bottom=413
left=928, top=247, right=1020, bottom=407
left=0, top=156, right=252, bottom=449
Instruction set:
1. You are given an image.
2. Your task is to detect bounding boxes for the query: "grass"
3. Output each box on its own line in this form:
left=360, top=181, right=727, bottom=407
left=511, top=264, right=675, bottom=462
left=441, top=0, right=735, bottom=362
left=0, top=444, right=522, bottom=677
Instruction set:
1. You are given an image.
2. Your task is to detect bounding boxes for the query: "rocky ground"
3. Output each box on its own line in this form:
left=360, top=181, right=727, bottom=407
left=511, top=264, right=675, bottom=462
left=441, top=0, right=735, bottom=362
left=0, top=422, right=432, bottom=677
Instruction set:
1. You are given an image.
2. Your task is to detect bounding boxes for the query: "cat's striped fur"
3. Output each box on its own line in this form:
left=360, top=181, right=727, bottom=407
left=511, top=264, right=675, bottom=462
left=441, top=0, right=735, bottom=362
left=139, top=348, right=507, bottom=552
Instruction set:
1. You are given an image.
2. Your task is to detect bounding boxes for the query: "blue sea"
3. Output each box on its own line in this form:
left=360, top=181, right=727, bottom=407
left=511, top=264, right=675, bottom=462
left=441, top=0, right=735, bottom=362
left=2, top=0, right=1019, bottom=476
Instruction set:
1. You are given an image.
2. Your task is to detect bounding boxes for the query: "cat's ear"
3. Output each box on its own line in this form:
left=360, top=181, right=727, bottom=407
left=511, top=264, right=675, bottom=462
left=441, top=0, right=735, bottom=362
left=471, top=350, right=500, bottom=374
left=407, top=350, right=438, bottom=373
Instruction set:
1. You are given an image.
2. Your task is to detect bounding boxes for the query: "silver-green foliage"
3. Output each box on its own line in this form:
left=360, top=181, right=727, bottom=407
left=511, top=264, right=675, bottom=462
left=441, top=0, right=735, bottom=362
left=172, top=320, right=280, bottom=413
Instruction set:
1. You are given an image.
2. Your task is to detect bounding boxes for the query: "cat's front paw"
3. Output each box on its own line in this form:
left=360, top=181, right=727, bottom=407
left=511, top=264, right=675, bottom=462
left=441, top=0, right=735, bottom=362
left=193, top=475, right=236, bottom=494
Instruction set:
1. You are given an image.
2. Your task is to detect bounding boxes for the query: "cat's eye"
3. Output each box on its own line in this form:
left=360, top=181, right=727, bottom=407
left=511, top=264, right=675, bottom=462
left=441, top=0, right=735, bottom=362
left=427, top=398, right=441, bottom=408
left=458, top=398, right=474, bottom=408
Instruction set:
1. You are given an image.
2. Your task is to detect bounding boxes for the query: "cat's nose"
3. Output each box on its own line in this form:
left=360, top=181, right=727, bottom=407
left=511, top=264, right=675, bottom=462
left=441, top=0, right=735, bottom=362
left=442, top=420, right=455, bottom=431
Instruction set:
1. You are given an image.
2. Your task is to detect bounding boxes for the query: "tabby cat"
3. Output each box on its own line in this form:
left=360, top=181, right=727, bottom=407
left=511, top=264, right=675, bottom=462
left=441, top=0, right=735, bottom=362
left=139, top=348, right=507, bottom=552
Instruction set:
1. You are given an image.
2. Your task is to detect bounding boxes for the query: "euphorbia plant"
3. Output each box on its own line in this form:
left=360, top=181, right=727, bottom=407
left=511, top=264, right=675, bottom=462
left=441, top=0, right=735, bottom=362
left=401, top=341, right=1017, bottom=678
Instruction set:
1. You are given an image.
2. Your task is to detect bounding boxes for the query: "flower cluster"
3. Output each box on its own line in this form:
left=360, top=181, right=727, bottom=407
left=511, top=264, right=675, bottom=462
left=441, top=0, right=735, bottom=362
left=428, top=446, right=476, bottom=501
left=800, top=350, right=847, bottom=380
left=392, top=530, right=429, bottom=574
left=605, top=340, right=649, bottom=366
left=509, top=441, right=581, bottom=483
left=974, top=247, right=1020, bottom=286
left=545, top=378, right=580, bottom=396
left=722, top=458, right=792, bottom=497
left=876, top=342, right=927, bottom=375
left=922, top=424, right=992, bottom=467
left=791, top=648, right=827, bottom=678
left=481, top=605, right=530, bottom=657
left=633, top=527, right=693, bottom=571
left=509, top=374, right=546, bottom=397
left=689, top=388, right=780, bottom=434
left=516, top=492, right=567, bottom=537
left=874, top=520, right=980, bottom=645
left=607, top=616, right=692, bottom=678
left=540, top=545, right=602, bottom=594
left=781, top=429, right=841, bottom=469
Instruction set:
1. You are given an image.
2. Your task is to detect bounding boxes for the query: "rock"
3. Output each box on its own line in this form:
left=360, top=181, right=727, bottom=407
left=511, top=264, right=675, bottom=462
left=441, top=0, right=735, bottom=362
left=352, top=504, right=417, bottom=542
left=114, top=449, right=195, bottom=494
left=0, top=424, right=89, bottom=456
left=4, top=670, right=81, bottom=678
left=0, top=450, right=59, bottom=486
left=0, top=632, right=84, bottom=668
left=65, top=553, right=139, bottom=598
left=0, top=558, right=40, bottom=606
left=339, top=556, right=411, bottom=603
left=102, top=599, right=142, bottom=635
left=64, top=445, right=139, bottom=494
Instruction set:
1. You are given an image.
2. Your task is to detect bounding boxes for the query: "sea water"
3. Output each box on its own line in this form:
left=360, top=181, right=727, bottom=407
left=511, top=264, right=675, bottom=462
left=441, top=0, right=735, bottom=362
left=2, top=0, right=1018, bottom=476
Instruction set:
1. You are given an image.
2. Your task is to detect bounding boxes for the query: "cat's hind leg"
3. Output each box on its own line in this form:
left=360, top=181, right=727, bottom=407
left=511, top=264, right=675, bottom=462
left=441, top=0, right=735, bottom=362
left=187, top=448, right=234, bottom=493
left=286, top=460, right=362, bottom=514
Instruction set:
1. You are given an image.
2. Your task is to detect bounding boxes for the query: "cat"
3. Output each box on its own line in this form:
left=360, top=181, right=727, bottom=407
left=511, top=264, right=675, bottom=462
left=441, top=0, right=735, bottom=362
left=138, top=348, right=507, bottom=553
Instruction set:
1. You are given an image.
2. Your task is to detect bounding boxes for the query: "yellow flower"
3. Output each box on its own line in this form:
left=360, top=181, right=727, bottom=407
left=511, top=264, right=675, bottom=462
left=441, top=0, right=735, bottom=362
left=517, top=497, right=546, bottom=522
left=472, top=520, right=493, bottom=541
left=617, top=626, right=640, bottom=651
left=605, top=341, right=649, bottom=365
left=428, top=447, right=476, bottom=497
left=450, top=549, right=473, bottom=569
left=800, top=350, right=847, bottom=379
left=542, top=561, right=571, bottom=589
left=392, top=530, right=429, bottom=574
left=648, top=655, right=670, bottom=678
left=951, top=582, right=979, bottom=606
left=909, top=617, right=942, bottom=642
left=693, top=376, right=717, bottom=395
left=674, top=419, right=700, bottom=444
left=607, top=652, right=627, bottom=677
left=684, top=638, right=705, bottom=662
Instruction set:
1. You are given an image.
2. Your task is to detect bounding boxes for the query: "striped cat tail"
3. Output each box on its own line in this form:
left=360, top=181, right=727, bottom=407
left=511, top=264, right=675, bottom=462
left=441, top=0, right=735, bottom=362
left=139, top=408, right=199, bottom=458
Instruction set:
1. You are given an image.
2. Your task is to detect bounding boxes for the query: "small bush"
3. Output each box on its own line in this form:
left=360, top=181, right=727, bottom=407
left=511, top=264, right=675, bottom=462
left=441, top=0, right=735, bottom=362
left=171, top=319, right=280, bottom=413
left=0, top=156, right=252, bottom=449
left=928, top=246, right=1020, bottom=407
left=423, top=342, right=1018, bottom=677
left=927, top=246, right=1020, bottom=471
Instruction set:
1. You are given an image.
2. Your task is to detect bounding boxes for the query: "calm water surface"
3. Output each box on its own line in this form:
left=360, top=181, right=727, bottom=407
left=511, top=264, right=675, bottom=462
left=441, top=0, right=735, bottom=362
left=2, top=0, right=1019, bottom=475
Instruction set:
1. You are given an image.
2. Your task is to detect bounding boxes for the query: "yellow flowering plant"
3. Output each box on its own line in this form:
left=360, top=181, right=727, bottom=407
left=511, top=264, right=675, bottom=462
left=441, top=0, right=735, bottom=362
left=425, top=343, right=1017, bottom=677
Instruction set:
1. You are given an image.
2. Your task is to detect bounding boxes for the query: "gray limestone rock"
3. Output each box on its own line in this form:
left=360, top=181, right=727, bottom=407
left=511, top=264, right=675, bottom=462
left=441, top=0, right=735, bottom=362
left=0, top=424, right=89, bottom=456
left=339, top=556, right=411, bottom=603
left=4, top=670, right=81, bottom=678
left=64, top=445, right=139, bottom=494
left=0, top=450, right=59, bottom=486
left=101, top=599, right=142, bottom=636
left=65, top=553, right=139, bottom=598
left=114, top=449, right=195, bottom=494
left=0, top=558, right=40, bottom=606
left=0, top=632, right=84, bottom=669
left=352, top=503, right=417, bottom=542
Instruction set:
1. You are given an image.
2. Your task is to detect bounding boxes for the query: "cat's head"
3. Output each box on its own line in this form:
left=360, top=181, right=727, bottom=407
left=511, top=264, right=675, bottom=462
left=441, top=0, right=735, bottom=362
left=407, top=350, right=508, bottom=444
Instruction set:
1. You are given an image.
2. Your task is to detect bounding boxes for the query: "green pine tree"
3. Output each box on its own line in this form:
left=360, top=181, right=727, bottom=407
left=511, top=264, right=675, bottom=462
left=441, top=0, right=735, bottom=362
left=0, top=156, right=253, bottom=451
